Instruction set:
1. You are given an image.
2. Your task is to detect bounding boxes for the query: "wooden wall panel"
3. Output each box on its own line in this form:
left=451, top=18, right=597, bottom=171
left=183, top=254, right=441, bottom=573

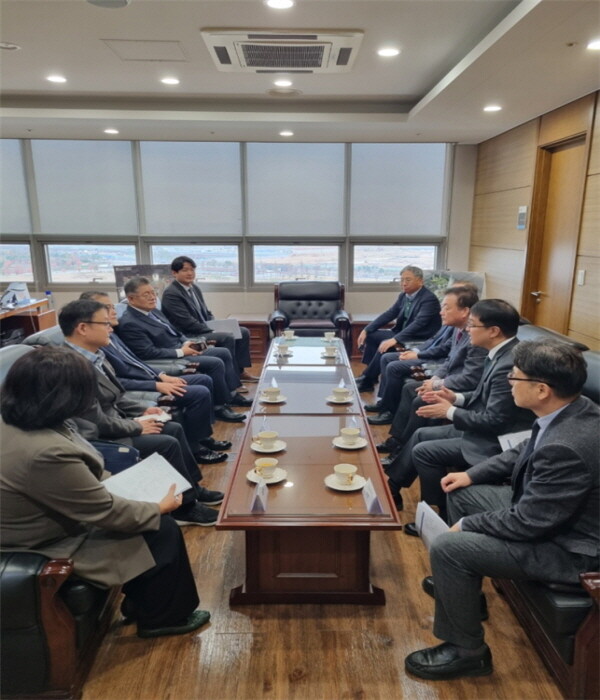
left=475, top=120, right=538, bottom=195
left=588, top=94, right=600, bottom=175
left=469, top=245, right=525, bottom=308
left=471, top=188, right=532, bottom=249
left=579, top=173, right=600, bottom=257
left=569, top=255, right=600, bottom=350
left=539, top=93, right=595, bottom=146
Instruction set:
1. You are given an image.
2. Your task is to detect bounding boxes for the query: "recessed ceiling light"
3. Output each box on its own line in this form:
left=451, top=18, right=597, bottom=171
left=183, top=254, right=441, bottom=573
left=274, top=79, right=293, bottom=87
left=161, top=77, right=180, bottom=85
left=0, top=42, right=21, bottom=51
left=279, top=130, right=294, bottom=137
left=587, top=39, right=600, bottom=50
left=46, top=75, right=67, bottom=83
left=266, top=0, right=294, bottom=8
left=483, top=104, right=502, bottom=112
left=104, top=128, right=119, bottom=134
left=377, top=47, right=400, bottom=57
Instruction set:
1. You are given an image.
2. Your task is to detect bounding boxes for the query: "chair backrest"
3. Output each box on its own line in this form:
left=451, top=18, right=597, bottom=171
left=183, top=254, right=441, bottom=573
left=21, top=325, right=65, bottom=347
left=582, top=350, right=600, bottom=404
left=0, top=344, right=34, bottom=387
left=274, top=282, right=345, bottom=321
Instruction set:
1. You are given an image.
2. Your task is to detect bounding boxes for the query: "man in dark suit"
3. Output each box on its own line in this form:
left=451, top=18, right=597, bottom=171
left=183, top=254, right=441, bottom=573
left=405, top=340, right=599, bottom=681
left=386, top=299, right=534, bottom=521
left=355, top=266, right=441, bottom=391
left=161, top=256, right=258, bottom=383
left=59, top=300, right=224, bottom=527
left=117, top=276, right=250, bottom=423
left=367, top=285, right=485, bottom=424
left=80, top=291, right=232, bottom=463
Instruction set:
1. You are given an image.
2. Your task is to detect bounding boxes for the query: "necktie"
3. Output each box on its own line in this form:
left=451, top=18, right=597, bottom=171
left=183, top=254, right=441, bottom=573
left=111, top=337, right=156, bottom=378
left=150, top=311, right=180, bottom=336
left=511, top=421, right=540, bottom=501
left=187, top=287, right=205, bottom=321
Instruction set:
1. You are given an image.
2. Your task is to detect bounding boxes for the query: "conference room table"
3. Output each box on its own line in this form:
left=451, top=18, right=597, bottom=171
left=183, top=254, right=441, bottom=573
left=216, top=336, right=402, bottom=605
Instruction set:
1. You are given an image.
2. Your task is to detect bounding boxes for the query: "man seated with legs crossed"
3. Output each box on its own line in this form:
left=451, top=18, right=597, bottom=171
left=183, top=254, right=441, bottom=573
left=405, top=340, right=599, bottom=680
left=117, top=276, right=251, bottom=423
left=161, top=255, right=258, bottom=385
left=60, top=299, right=224, bottom=527
left=80, top=291, right=231, bottom=464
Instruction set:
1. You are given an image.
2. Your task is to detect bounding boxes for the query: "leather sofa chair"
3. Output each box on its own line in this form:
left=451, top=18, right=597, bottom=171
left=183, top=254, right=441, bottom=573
left=268, top=281, right=351, bottom=350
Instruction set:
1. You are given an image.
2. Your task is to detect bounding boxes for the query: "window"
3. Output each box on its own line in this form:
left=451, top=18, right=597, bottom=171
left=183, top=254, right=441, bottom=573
left=247, top=143, right=345, bottom=236
left=0, top=140, right=31, bottom=234
left=32, top=140, right=137, bottom=235
left=0, top=244, right=34, bottom=283
left=140, top=142, right=242, bottom=236
left=352, top=244, right=437, bottom=283
left=46, top=244, right=136, bottom=283
left=350, top=144, right=447, bottom=237
left=253, top=245, right=339, bottom=283
left=151, top=244, right=239, bottom=283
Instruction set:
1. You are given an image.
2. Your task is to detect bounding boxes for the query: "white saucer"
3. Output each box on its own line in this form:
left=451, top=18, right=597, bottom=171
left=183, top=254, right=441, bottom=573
left=324, top=473, right=367, bottom=491
left=332, top=436, right=368, bottom=450
left=259, top=395, right=287, bottom=404
left=282, top=336, right=297, bottom=341
left=321, top=353, right=338, bottom=359
left=326, top=395, right=353, bottom=404
left=250, top=439, right=287, bottom=453
left=275, top=352, right=293, bottom=358
left=247, top=467, right=287, bottom=485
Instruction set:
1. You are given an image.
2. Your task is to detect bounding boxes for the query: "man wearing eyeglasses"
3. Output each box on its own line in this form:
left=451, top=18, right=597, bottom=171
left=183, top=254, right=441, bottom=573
left=405, top=340, right=599, bottom=681
left=386, top=299, right=534, bottom=520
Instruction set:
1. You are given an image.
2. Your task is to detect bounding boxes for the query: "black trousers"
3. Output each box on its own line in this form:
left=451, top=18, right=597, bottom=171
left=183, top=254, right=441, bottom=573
left=122, top=515, right=200, bottom=629
left=203, top=327, right=252, bottom=371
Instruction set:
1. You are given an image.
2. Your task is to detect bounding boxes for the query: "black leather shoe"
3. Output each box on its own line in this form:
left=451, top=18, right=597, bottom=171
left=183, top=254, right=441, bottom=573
left=422, top=576, right=489, bottom=620
left=138, top=610, right=211, bottom=639
left=404, top=521, right=419, bottom=537
left=364, top=402, right=382, bottom=412
left=229, top=392, right=253, bottom=407
left=388, top=483, right=403, bottom=511
left=376, top=438, right=398, bottom=454
left=381, top=448, right=402, bottom=470
left=355, top=377, right=375, bottom=392
left=368, top=411, right=393, bottom=425
left=215, top=406, right=246, bottom=423
left=405, top=642, right=492, bottom=680
left=196, top=486, right=224, bottom=505
left=194, top=448, right=228, bottom=464
left=200, top=437, right=232, bottom=451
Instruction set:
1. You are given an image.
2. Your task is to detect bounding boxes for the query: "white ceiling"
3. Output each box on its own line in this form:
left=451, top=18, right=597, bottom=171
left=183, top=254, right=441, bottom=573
left=1, top=0, right=599, bottom=144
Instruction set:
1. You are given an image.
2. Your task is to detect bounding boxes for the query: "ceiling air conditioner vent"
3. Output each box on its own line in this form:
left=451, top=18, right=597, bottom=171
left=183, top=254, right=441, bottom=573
left=201, top=28, right=363, bottom=73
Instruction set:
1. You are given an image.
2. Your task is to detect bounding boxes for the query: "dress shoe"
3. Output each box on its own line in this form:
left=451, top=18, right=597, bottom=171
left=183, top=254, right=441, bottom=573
left=240, top=370, right=259, bottom=382
left=381, top=448, right=402, bottom=470
left=196, top=486, right=224, bottom=506
left=355, top=377, right=375, bottom=392
left=137, top=610, right=211, bottom=639
left=194, top=447, right=228, bottom=465
left=200, top=436, right=232, bottom=451
left=405, top=642, right=492, bottom=680
left=215, top=406, right=246, bottom=423
left=387, top=484, right=403, bottom=511
left=368, top=411, right=393, bottom=425
left=236, top=384, right=249, bottom=393
left=364, top=402, right=382, bottom=413
left=404, top=521, right=419, bottom=537
left=421, top=576, right=489, bottom=620
left=229, top=392, right=253, bottom=407
left=376, top=437, right=398, bottom=454
left=173, top=502, right=218, bottom=527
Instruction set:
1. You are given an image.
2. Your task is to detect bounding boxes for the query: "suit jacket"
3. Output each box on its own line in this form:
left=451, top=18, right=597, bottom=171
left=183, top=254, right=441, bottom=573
left=452, top=338, right=535, bottom=463
left=161, top=280, right=213, bottom=337
left=118, top=305, right=188, bottom=361
left=103, top=335, right=161, bottom=393
left=463, top=396, right=599, bottom=561
left=0, top=420, right=159, bottom=587
left=438, top=329, right=487, bottom=392
left=364, top=286, right=441, bottom=343
left=415, top=325, right=455, bottom=361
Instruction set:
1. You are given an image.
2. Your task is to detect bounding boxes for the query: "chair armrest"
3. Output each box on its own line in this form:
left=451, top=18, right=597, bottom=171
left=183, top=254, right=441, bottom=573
left=581, top=572, right=600, bottom=602
left=269, top=310, right=288, bottom=333
left=332, top=310, right=351, bottom=326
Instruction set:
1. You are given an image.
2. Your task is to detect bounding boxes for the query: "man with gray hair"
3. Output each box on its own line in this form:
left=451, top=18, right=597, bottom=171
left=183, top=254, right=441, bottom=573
left=355, top=266, right=441, bottom=392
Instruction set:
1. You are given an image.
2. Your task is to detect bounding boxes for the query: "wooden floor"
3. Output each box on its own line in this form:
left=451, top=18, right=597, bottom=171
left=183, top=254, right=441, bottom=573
left=82, top=361, right=562, bottom=700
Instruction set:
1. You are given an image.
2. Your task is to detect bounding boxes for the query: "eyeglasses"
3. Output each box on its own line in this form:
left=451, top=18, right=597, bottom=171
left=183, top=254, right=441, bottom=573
left=466, top=322, right=487, bottom=329
left=103, top=303, right=115, bottom=311
left=85, top=321, right=112, bottom=328
left=507, top=371, right=554, bottom=387
left=135, top=291, right=157, bottom=299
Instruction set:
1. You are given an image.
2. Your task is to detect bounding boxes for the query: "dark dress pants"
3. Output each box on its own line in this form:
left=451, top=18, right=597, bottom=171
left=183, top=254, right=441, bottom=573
left=122, top=515, right=200, bottom=629
left=389, top=381, right=444, bottom=444
left=173, top=374, right=214, bottom=453
left=378, top=355, right=419, bottom=408
left=183, top=348, right=235, bottom=405
left=360, top=330, right=397, bottom=381
left=204, top=326, right=251, bottom=371
left=430, top=485, right=596, bottom=649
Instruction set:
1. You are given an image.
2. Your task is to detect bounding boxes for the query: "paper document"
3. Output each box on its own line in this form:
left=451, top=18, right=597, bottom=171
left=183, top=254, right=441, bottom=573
left=207, top=318, right=242, bottom=339
left=498, top=429, right=532, bottom=452
left=136, top=410, right=172, bottom=424
left=102, top=453, right=191, bottom=502
left=415, top=501, right=449, bottom=551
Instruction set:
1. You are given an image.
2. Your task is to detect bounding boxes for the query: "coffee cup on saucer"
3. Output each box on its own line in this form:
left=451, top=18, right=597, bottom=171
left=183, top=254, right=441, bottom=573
left=332, top=386, right=351, bottom=401
left=324, top=331, right=335, bottom=341
left=283, top=330, right=295, bottom=340
left=254, top=430, right=279, bottom=449
left=262, top=387, right=281, bottom=401
left=254, top=457, right=278, bottom=479
left=334, top=463, right=358, bottom=485
left=277, top=343, right=289, bottom=355
left=340, top=427, right=360, bottom=445
left=323, top=345, right=337, bottom=358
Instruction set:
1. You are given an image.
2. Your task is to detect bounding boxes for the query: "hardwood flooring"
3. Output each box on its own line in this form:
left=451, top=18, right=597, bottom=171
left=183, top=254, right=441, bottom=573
left=82, top=361, right=561, bottom=700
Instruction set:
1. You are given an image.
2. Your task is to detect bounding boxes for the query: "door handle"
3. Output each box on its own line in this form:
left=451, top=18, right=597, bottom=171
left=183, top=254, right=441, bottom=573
left=530, top=290, right=543, bottom=303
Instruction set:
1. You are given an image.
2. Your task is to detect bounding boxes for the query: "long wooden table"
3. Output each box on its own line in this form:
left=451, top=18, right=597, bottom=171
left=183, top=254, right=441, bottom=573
left=216, top=336, right=402, bottom=605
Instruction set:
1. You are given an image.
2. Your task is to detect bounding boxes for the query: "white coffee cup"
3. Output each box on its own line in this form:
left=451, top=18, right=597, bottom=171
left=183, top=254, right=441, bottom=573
left=324, top=331, right=335, bottom=341
left=283, top=330, right=294, bottom=339
left=277, top=343, right=289, bottom=355
left=255, top=430, right=279, bottom=449
left=340, top=427, right=360, bottom=445
left=323, top=345, right=337, bottom=358
left=255, top=457, right=278, bottom=479
left=332, top=386, right=351, bottom=401
left=334, top=463, right=358, bottom=485
left=262, top=387, right=281, bottom=401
